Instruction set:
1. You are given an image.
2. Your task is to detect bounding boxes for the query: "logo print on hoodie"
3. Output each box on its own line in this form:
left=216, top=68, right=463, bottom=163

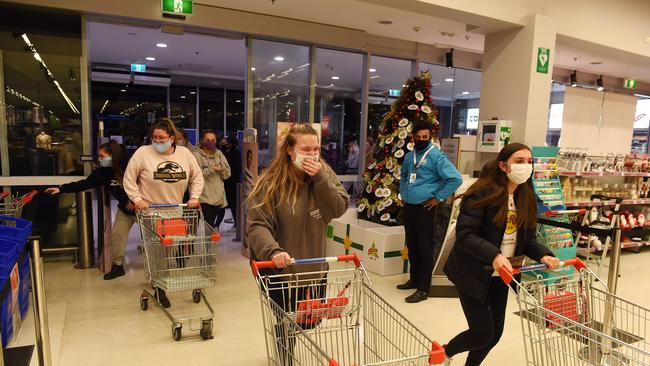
left=154, top=161, right=187, bottom=183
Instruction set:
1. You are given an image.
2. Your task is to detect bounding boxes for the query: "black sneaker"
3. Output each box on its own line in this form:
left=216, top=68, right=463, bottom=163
left=155, top=287, right=171, bottom=308
left=396, top=280, right=417, bottom=290
left=103, top=264, right=125, bottom=281
left=405, top=290, right=429, bottom=303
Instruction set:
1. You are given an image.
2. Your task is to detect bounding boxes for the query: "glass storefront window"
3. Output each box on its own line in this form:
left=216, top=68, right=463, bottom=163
left=546, top=82, right=566, bottom=146
left=170, top=85, right=197, bottom=129
left=252, top=39, right=310, bottom=170
left=226, top=89, right=244, bottom=138
left=367, top=56, right=412, bottom=158
left=450, top=68, right=481, bottom=136
left=314, top=48, right=363, bottom=177
left=92, top=82, right=167, bottom=155
left=198, top=87, right=224, bottom=136
left=2, top=25, right=82, bottom=176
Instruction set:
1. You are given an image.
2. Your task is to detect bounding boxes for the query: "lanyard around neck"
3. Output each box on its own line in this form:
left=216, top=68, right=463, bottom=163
left=413, top=145, right=434, bottom=170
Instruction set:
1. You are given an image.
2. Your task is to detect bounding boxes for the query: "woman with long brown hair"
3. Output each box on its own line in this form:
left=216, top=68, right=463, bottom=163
left=246, top=124, right=348, bottom=364
left=45, top=140, right=134, bottom=280
left=442, top=143, right=560, bottom=365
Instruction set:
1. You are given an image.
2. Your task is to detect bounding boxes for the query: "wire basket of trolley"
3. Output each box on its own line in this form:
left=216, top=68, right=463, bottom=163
left=137, top=203, right=220, bottom=341
left=251, top=254, right=446, bottom=366
left=499, top=257, right=649, bottom=366
left=0, top=190, right=37, bottom=218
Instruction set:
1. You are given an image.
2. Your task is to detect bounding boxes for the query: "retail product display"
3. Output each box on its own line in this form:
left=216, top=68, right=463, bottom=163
left=357, top=71, right=439, bottom=225
left=531, top=146, right=576, bottom=260
left=552, top=148, right=650, bottom=255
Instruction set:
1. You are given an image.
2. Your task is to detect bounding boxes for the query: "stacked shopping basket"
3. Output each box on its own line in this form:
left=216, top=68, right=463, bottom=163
left=0, top=210, right=33, bottom=347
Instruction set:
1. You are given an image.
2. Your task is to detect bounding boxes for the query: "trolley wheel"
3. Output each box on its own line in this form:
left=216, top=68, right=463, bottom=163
left=172, top=325, right=182, bottom=341
left=200, top=320, right=213, bottom=340
left=192, top=289, right=201, bottom=303
left=140, top=297, right=148, bottom=311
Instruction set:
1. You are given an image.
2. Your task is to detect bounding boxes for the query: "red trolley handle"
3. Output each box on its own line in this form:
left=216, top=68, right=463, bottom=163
left=0, top=192, right=9, bottom=199
left=499, top=257, right=586, bottom=285
left=20, top=190, right=38, bottom=204
left=543, top=208, right=586, bottom=217
left=251, top=254, right=362, bottom=278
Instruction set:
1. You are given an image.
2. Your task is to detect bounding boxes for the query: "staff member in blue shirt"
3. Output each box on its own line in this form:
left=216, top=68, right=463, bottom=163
left=398, top=119, right=463, bottom=303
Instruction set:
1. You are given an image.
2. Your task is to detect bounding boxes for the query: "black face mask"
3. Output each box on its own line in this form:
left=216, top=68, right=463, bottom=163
left=414, top=140, right=430, bottom=151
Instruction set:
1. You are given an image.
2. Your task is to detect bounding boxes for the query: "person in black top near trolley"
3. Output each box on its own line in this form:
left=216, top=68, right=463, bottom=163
left=45, top=140, right=135, bottom=280
left=221, top=135, right=242, bottom=229
left=442, top=142, right=560, bottom=365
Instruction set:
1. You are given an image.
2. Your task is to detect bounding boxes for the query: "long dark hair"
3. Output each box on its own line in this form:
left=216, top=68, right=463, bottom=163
left=460, top=143, right=537, bottom=229
left=98, top=140, right=125, bottom=183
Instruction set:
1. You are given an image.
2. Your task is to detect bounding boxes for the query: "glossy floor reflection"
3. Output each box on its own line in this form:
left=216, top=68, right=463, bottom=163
left=8, top=215, right=650, bottom=366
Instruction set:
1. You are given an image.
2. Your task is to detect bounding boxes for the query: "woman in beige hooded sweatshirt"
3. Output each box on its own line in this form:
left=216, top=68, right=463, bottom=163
left=192, top=129, right=231, bottom=230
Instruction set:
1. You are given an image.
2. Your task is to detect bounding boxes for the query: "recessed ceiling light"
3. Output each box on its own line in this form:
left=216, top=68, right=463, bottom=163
left=379, top=20, right=393, bottom=25
left=461, top=91, right=470, bottom=95
left=236, top=100, right=241, bottom=103
left=369, top=68, right=377, bottom=73
left=180, top=95, right=186, bottom=99
left=432, top=82, right=441, bottom=86
left=120, top=89, right=126, bottom=92
left=402, top=84, right=406, bottom=87
left=189, top=91, right=196, bottom=95
left=274, top=56, right=284, bottom=61
left=331, top=76, right=340, bottom=80
left=251, top=67, right=256, bottom=71
left=370, top=75, right=381, bottom=79
left=445, top=78, right=454, bottom=82
left=145, top=57, right=155, bottom=61
left=156, top=43, right=167, bottom=48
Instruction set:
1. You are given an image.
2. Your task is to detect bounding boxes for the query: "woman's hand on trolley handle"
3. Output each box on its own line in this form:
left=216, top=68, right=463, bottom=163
left=186, top=198, right=200, bottom=209
left=272, top=252, right=292, bottom=268
left=134, top=199, right=149, bottom=210
left=492, top=254, right=513, bottom=273
left=540, top=255, right=561, bottom=270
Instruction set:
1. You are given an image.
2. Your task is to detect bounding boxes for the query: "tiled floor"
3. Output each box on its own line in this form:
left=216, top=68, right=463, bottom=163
left=9, top=215, right=650, bottom=366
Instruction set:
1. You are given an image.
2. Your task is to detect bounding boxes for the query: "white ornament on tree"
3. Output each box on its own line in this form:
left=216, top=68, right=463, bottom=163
left=421, top=105, right=432, bottom=114
left=398, top=118, right=409, bottom=127
left=408, top=104, right=418, bottom=110
left=407, top=142, right=414, bottom=151
left=415, top=91, right=424, bottom=101
left=398, top=130, right=408, bottom=140
left=394, top=149, right=404, bottom=158
left=357, top=204, right=366, bottom=212
left=380, top=213, right=390, bottom=221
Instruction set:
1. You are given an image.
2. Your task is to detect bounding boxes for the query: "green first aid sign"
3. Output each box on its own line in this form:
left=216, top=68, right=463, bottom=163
left=536, top=47, right=550, bottom=74
left=162, top=0, right=193, bottom=15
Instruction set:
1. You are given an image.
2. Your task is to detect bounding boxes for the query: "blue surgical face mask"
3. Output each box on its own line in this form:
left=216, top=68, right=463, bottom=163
left=99, top=156, right=113, bottom=168
left=153, top=140, right=172, bottom=154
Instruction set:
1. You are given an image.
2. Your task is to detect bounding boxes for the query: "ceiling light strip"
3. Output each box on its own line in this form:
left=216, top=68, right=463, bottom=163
left=21, top=34, right=80, bottom=114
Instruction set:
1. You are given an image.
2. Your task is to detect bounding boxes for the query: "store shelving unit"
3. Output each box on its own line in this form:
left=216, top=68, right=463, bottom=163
left=577, top=240, right=649, bottom=255
left=559, top=171, right=650, bottom=177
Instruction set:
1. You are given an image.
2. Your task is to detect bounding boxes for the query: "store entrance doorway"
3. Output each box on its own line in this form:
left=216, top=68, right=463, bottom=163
left=88, top=21, right=246, bottom=155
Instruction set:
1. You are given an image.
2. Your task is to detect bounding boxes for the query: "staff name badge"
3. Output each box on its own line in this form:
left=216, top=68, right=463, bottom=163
left=409, top=173, right=417, bottom=183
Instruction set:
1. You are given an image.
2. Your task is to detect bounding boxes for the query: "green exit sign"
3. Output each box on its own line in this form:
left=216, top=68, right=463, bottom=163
left=624, top=79, right=637, bottom=89
left=389, top=89, right=401, bottom=97
left=162, top=0, right=193, bottom=15
left=131, top=64, right=146, bottom=72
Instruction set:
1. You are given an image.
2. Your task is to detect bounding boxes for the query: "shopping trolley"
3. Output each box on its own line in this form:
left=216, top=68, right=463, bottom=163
left=251, top=254, right=446, bottom=365
left=500, top=258, right=650, bottom=365
left=0, top=190, right=37, bottom=218
left=137, top=204, right=220, bottom=341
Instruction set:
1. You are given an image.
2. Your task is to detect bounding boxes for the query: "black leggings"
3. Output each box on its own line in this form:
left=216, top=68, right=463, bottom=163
left=445, top=277, right=509, bottom=365
left=201, top=203, right=225, bottom=230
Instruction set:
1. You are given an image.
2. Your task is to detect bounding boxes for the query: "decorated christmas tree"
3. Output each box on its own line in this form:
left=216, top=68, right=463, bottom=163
left=357, top=71, right=439, bottom=225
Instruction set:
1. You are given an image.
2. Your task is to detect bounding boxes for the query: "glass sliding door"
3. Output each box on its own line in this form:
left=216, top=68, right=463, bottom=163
left=251, top=39, right=310, bottom=170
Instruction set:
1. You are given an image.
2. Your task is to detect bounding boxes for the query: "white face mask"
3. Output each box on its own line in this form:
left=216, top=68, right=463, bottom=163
left=293, top=152, right=319, bottom=171
left=507, top=163, right=533, bottom=185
